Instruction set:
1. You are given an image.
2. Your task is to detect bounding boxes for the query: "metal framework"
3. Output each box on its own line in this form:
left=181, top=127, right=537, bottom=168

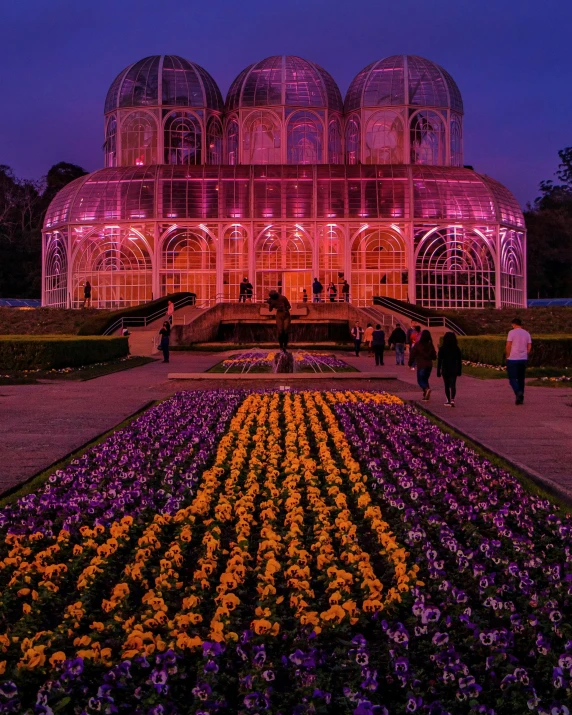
left=42, top=54, right=526, bottom=309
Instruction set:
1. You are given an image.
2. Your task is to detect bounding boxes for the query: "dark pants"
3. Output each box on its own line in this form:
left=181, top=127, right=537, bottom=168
left=276, top=312, right=291, bottom=350
left=343, top=293, right=349, bottom=302
left=313, top=294, right=322, bottom=302
left=373, top=345, right=385, bottom=365
left=329, top=295, right=336, bottom=302
left=394, top=343, right=405, bottom=365
left=417, top=366, right=432, bottom=390
left=239, top=294, right=246, bottom=303
left=160, top=341, right=170, bottom=363
left=443, top=374, right=457, bottom=401
left=507, top=359, right=527, bottom=396
left=354, top=339, right=362, bottom=356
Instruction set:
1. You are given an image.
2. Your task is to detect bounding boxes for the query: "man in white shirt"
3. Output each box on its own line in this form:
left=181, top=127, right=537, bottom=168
left=505, top=318, right=532, bottom=405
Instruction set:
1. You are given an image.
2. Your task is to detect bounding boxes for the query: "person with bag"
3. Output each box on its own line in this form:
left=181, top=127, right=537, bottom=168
left=158, top=321, right=171, bottom=363
left=437, top=331, right=463, bottom=406
left=409, top=329, right=437, bottom=401
left=388, top=322, right=407, bottom=365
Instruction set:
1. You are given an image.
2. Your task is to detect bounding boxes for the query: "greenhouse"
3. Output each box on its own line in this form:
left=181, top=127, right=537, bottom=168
left=43, top=54, right=526, bottom=309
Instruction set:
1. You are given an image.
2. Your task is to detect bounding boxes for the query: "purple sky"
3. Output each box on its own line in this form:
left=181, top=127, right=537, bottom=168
left=0, top=0, right=570, bottom=206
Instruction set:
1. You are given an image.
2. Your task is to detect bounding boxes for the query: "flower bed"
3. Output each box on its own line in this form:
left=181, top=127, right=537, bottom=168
left=0, top=390, right=571, bottom=714
left=208, top=351, right=355, bottom=373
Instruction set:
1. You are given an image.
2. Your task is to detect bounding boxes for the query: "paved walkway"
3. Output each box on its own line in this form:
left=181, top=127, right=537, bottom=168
left=1, top=351, right=571, bottom=501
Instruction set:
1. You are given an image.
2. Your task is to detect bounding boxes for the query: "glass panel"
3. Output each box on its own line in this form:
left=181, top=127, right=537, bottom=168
left=287, top=111, right=323, bottom=164
left=121, top=111, right=158, bottom=166
left=206, top=116, right=223, bottom=164
left=164, top=112, right=202, bottom=165
left=365, top=110, right=404, bottom=164
left=410, top=110, right=445, bottom=165
left=345, top=116, right=360, bottom=165
left=243, top=111, right=281, bottom=164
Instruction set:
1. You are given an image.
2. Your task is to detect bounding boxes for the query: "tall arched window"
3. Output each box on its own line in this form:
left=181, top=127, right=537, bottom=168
left=161, top=228, right=217, bottom=304
left=226, top=117, right=239, bottom=165
left=500, top=229, right=525, bottom=307
left=287, top=111, right=323, bottom=164
left=345, top=116, right=360, bottom=165
left=365, top=111, right=404, bottom=164
left=121, top=111, right=158, bottom=166
left=328, top=118, right=343, bottom=164
left=72, top=228, right=152, bottom=308
left=44, top=232, right=68, bottom=307
left=410, top=110, right=445, bottom=166
left=105, top=116, right=117, bottom=167
left=450, top=116, right=463, bottom=167
left=223, top=225, right=249, bottom=301
left=243, top=111, right=281, bottom=164
left=415, top=227, right=496, bottom=308
left=207, top=116, right=223, bottom=164
left=164, top=112, right=202, bottom=165
left=255, top=227, right=312, bottom=301
left=351, top=229, right=407, bottom=305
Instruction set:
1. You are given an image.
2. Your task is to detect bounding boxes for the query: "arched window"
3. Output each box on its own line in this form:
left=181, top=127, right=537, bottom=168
left=319, top=225, right=344, bottom=295
left=164, top=112, right=201, bottom=165
left=410, top=110, right=445, bottom=165
left=365, top=111, right=404, bottom=164
left=345, top=116, right=360, bottom=165
left=105, top=116, right=117, bottom=168
left=351, top=229, right=407, bottom=305
left=328, top=118, right=343, bottom=164
left=207, top=116, right=223, bottom=164
left=121, top=111, right=158, bottom=166
left=161, top=228, right=217, bottom=304
left=72, top=228, right=152, bottom=308
left=255, top=227, right=312, bottom=301
left=415, top=227, right=496, bottom=308
left=243, top=111, right=281, bottom=164
left=223, top=225, right=249, bottom=301
left=287, top=111, right=323, bottom=164
left=226, top=117, right=239, bottom=165
left=500, top=229, right=525, bottom=307
left=450, top=116, right=463, bottom=167
left=44, top=232, right=68, bottom=307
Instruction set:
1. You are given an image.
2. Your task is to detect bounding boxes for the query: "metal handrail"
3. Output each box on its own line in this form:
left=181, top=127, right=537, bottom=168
left=103, top=294, right=200, bottom=335
left=373, top=297, right=465, bottom=335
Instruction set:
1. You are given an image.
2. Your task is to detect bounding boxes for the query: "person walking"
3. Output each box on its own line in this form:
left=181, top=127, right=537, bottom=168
left=159, top=321, right=171, bottom=363
left=372, top=324, right=386, bottom=366
left=312, top=277, right=323, bottom=302
left=328, top=282, right=337, bottom=302
left=239, top=277, right=253, bottom=303
left=166, top=300, right=175, bottom=325
left=363, top=322, right=374, bottom=355
left=83, top=280, right=92, bottom=308
left=267, top=290, right=292, bottom=352
left=351, top=321, right=364, bottom=356
left=506, top=317, right=532, bottom=405
left=342, top=280, right=350, bottom=302
left=437, top=332, right=463, bottom=406
left=409, top=324, right=421, bottom=370
left=388, top=322, right=406, bottom=365
left=409, top=329, right=437, bottom=401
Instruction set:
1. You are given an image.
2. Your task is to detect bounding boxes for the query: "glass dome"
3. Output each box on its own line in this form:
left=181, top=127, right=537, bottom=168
left=345, top=55, right=463, bottom=113
left=104, top=55, right=223, bottom=113
left=226, top=55, right=343, bottom=112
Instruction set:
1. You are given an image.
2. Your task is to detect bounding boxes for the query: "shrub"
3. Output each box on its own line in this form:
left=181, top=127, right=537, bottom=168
left=0, top=336, right=129, bottom=370
left=457, top=334, right=572, bottom=367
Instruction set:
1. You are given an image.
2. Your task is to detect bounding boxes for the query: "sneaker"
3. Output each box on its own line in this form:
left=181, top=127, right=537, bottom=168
left=516, top=392, right=524, bottom=405
left=444, top=401, right=452, bottom=407
left=425, top=388, right=431, bottom=401
left=450, top=400, right=455, bottom=407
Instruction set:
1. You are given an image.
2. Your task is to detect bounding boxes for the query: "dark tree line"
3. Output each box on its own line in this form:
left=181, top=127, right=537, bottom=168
left=0, top=162, right=86, bottom=298
left=525, top=147, right=572, bottom=298
left=0, top=153, right=571, bottom=299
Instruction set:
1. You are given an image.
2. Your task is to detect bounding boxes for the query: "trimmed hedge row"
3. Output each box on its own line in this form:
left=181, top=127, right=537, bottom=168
left=457, top=335, right=572, bottom=367
left=0, top=336, right=129, bottom=371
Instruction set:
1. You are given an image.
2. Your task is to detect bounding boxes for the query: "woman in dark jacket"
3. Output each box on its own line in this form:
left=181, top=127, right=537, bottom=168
left=371, top=324, right=385, bottom=366
left=437, top=331, right=463, bottom=406
left=408, top=329, right=437, bottom=401
left=159, top=321, right=171, bottom=363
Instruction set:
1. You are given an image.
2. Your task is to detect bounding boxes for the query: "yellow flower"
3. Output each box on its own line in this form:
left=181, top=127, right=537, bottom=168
left=49, top=651, right=66, bottom=668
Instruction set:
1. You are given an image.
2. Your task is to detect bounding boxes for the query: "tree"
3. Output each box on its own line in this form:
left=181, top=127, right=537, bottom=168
left=525, top=147, right=572, bottom=298
left=0, top=162, right=87, bottom=298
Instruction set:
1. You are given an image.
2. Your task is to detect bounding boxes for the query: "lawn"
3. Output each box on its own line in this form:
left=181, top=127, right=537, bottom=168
left=0, top=356, right=155, bottom=385
left=462, top=363, right=572, bottom=381
left=0, top=389, right=570, bottom=713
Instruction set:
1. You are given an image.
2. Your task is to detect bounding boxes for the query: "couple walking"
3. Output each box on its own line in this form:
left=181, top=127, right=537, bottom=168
left=409, top=330, right=462, bottom=405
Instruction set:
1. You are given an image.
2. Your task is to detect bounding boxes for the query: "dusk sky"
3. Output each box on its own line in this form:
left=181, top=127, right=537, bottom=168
left=1, top=0, right=570, bottom=206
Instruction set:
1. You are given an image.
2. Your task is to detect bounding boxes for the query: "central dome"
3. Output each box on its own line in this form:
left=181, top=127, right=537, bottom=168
left=226, top=55, right=343, bottom=112
left=105, top=55, right=223, bottom=113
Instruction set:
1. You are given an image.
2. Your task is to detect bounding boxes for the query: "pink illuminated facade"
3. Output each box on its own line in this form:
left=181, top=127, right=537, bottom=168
left=43, top=54, right=526, bottom=309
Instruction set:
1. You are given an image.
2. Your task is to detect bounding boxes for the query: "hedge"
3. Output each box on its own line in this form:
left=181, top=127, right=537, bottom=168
left=0, top=336, right=129, bottom=371
left=77, top=292, right=195, bottom=335
left=457, top=335, right=572, bottom=368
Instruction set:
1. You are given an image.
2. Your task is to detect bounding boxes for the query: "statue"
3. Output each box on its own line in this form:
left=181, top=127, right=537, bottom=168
left=267, top=290, right=291, bottom=352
